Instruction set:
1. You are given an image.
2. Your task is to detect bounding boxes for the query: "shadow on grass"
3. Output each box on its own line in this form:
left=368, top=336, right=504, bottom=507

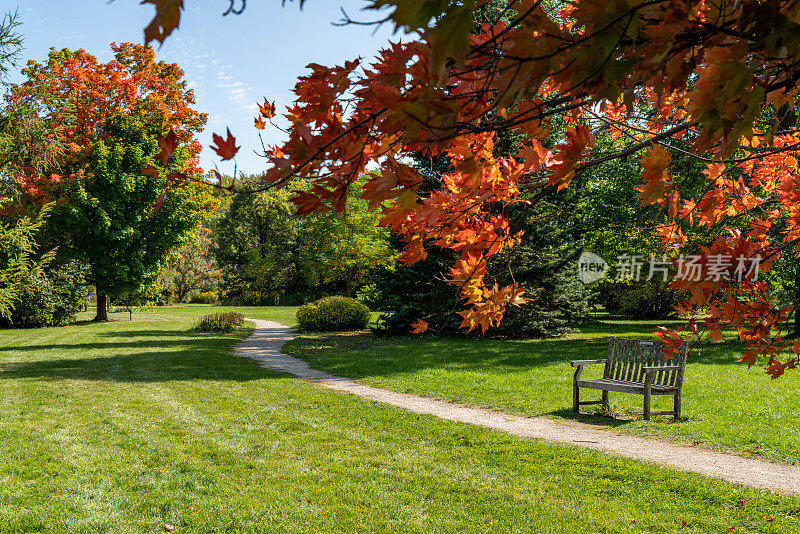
left=546, top=408, right=637, bottom=428
left=0, top=329, right=246, bottom=353
left=0, top=339, right=213, bottom=353
left=0, top=352, right=276, bottom=383
left=0, top=329, right=279, bottom=383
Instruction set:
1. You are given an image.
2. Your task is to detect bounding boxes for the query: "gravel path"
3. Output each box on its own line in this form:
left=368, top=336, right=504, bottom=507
left=236, top=318, right=800, bottom=495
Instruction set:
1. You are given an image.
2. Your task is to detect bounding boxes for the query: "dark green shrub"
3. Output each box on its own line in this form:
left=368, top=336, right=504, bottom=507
left=3, top=261, right=90, bottom=328
left=187, top=291, right=219, bottom=304
left=497, top=266, right=589, bottom=338
left=367, top=247, right=464, bottom=335
left=9, top=273, right=56, bottom=328
left=596, top=278, right=678, bottom=319
left=195, top=312, right=245, bottom=333
left=296, top=296, right=370, bottom=331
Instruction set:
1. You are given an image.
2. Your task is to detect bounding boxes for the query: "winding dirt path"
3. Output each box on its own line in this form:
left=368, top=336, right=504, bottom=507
left=236, top=318, right=800, bottom=495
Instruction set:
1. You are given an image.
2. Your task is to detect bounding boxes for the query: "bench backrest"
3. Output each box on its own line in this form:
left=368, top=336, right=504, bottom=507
left=603, top=336, right=688, bottom=388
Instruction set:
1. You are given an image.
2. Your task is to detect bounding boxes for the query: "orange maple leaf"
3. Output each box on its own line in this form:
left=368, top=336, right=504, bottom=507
left=410, top=319, right=429, bottom=334
left=765, top=359, right=787, bottom=379
left=257, top=98, right=276, bottom=119
left=210, top=128, right=240, bottom=161
left=290, top=190, right=328, bottom=216
left=548, top=124, right=595, bottom=191
left=141, top=0, right=184, bottom=45
left=702, top=162, right=726, bottom=182
left=636, top=145, right=672, bottom=205
left=141, top=166, right=160, bottom=178
left=152, top=191, right=165, bottom=214
left=736, top=349, right=759, bottom=367
left=155, top=127, right=178, bottom=164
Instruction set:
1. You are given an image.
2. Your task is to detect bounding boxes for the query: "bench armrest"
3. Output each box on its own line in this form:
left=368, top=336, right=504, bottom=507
left=570, top=359, right=607, bottom=367
left=642, top=365, right=682, bottom=372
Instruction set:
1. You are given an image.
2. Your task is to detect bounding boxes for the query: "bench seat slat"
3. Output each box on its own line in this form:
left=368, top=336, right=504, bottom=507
left=577, top=379, right=679, bottom=395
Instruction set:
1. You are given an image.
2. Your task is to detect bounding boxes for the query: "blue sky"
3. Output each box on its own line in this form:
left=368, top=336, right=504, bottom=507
left=9, top=1, right=399, bottom=174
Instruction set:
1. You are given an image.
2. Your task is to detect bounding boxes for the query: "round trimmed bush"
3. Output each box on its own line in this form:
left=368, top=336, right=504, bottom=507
left=296, top=296, right=371, bottom=332
left=195, top=312, right=245, bottom=333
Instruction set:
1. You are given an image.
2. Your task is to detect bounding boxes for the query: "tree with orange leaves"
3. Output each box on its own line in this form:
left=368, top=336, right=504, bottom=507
left=144, top=1, right=800, bottom=376
left=4, top=43, right=214, bottom=321
left=6, top=42, right=205, bottom=203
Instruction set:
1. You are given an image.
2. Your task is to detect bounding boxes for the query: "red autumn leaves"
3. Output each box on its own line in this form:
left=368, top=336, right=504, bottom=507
left=210, top=128, right=240, bottom=161
left=140, top=1, right=800, bottom=376
left=208, top=99, right=273, bottom=161
left=206, top=99, right=273, bottom=163
left=254, top=98, right=276, bottom=130
left=141, top=0, right=184, bottom=45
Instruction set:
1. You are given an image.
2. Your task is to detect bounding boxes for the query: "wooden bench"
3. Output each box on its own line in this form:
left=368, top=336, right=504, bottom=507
left=571, top=336, right=688, bottom=421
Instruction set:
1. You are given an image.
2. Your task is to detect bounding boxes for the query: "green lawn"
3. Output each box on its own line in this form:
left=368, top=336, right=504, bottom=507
left=0, top=305, right=798, bottom=532
left=280, top=314, right=800, bottom=464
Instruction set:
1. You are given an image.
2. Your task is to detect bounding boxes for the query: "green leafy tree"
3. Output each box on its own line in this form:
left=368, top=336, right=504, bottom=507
left=0, top=10, right=59, bottom=322
left=4, top=43, right=213, bottom=321
left=50, top=116, right=215, bottom=320
left=302, top=201, right=394, bottom=297
left=163, top=231, right=221, bottom=303
left=578, top=132, right=718, bottom=318
left=212, top=180, right=393, bottom=304
left=212, top=183, right=304, bottom=304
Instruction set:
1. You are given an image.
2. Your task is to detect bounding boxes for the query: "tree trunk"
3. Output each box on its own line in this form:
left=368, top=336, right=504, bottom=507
left=94, top=291, right=109, bottom=322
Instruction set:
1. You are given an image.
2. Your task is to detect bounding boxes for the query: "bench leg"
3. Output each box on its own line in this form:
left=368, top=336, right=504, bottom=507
left=601, top=390, right=609, bottom=410
left=673, top=392, right=681, bottom=421
left=573, top=382, right=580, bottom=412
left=643, top=386, right=651, bottom=421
